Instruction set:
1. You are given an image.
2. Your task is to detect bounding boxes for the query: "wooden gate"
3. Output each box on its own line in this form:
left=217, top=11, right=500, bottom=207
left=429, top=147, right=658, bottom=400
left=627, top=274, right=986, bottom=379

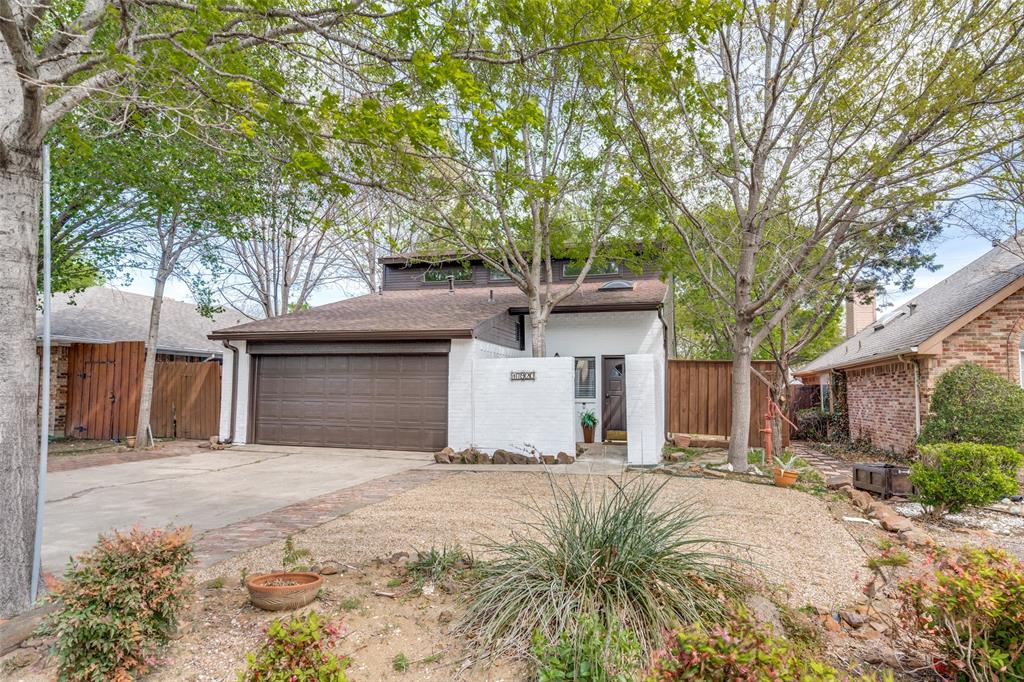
left=666, top=359, right=790, bottom=447
left=66, top=342, right=221, bottom=441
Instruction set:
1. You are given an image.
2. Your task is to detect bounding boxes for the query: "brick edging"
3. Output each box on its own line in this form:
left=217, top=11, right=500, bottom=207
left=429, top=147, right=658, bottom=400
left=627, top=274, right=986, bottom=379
left=193, top=468, right=450, bottom=567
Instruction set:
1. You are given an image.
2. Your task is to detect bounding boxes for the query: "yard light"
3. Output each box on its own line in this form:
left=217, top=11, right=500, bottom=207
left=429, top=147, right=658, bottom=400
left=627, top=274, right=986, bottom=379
left=30, top=144, right=52, bottom=604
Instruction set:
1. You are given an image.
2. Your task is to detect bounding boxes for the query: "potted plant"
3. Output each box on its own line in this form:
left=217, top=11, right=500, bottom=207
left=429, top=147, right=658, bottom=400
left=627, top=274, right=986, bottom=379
left=772, top=453, right=805, bottom=488
left=580, top=409, right=597, bottom=443
left=245, top=537, right=323, bottom=611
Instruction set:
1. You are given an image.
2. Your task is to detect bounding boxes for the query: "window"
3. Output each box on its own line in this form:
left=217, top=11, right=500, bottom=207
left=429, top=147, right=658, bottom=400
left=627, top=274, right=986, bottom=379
left=563, top=261, right=620, bottom=277
left=575, top=357, right=596, bottom=399
left=488, top=267, right=512, bottom=281
left=424, top=267, right=473, bottom=283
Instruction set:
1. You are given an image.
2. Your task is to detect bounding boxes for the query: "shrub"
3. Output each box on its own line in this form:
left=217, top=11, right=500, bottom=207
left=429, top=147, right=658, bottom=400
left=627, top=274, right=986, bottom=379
left=909, top=443, right=1022, bottom=516
left=918, top=363, right=1024, bottom=448
left=647, top=609, right=846, bottom=681
left=459, top=477, right=741, bottom=658
left=901, top=547, right=1024, bottom=682
left=239, top=611, right=348, bottom=682
left=46, top=526, right=194, bottom=682
left=408, top=544, right=471, bottom=585
left=795, top=408, right=829, bottom=442
left=531, top=616, right=644, bottom=682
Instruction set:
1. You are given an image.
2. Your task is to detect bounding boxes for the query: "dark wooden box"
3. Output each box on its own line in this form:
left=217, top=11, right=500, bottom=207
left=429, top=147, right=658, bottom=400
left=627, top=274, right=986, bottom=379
left=852, top=463, right=912, bottom=499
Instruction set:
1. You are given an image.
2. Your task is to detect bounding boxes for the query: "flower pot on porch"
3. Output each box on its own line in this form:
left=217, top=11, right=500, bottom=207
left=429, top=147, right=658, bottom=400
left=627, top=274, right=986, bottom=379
left=582, top=425, right=595, bottom=443
left=126, top=435, right=136, bottom=448
left=773, top=467, right=799, bottom=488
left=245, top=572, right=323, bottom=611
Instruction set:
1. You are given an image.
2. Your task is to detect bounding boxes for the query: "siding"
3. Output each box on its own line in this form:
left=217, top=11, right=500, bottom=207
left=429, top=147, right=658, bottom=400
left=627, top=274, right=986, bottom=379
left=474, top=312, right=522, bottom=350
left=382, top=260, right=663, bottom=292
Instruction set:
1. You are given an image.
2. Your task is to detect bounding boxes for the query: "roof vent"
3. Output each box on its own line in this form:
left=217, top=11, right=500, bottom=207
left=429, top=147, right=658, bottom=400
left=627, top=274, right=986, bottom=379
left=873, top=322, right=885, bottom=331
left=599, top=279, right=634, bottom=291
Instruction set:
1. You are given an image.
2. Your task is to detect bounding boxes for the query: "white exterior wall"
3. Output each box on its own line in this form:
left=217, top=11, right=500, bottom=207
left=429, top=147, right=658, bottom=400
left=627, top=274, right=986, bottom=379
left=447, top=338, right=476, bottom=450
left=218, top=340, right=251, bottom=444
left=463, top=356, right=575, bottom=454
left=523, top=310, right=666, bottom=442
left=626, top=354, right=660, bottom=466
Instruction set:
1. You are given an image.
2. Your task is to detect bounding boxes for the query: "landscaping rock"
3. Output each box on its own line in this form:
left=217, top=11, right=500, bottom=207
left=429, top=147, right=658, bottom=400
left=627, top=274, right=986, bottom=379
left=319, top=561, right=341, bottom=575
left=557, top=452, right=575, bottom=465
left=878, top=513, right=913, bottom=533
left=455, top=448, right=473, bottom=463
left=826, top=475, right=852, bottom=490
left=434, top=448, right=453, bottom=464
left=821, top=614, right=842, bottom=632
left=510, top=452, right=534, bottom=465
left=848, top=489, right=874, bottom=510
left=839, top=611, right=866, bottom=628
left=898, top=528, right=935, bottom=548
left=541, top=454, right=557, bottom=465
left=6, top=648, right=41, bottom=669
left=744, top=594, right=784, bottom=637
left=492, top=449, right=512, bottom=464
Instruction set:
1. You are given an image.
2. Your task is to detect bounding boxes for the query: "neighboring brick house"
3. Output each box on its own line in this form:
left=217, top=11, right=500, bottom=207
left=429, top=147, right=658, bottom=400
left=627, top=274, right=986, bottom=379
left=796, top=241, right=1024, bottom=454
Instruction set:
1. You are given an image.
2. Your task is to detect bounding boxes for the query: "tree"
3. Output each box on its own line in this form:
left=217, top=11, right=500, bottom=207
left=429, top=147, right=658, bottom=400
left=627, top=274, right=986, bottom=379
left=620, top=0, right=1024, bottom=470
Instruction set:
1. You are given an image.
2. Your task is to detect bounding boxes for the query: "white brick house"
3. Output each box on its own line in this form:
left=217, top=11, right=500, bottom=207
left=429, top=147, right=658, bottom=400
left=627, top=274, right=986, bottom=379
left=210, top=254, right=674, bottom=466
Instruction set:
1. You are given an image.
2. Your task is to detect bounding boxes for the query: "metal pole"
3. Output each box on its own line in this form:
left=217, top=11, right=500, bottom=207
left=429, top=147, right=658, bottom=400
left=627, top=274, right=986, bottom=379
left=30, top=144, right=51, bottom=603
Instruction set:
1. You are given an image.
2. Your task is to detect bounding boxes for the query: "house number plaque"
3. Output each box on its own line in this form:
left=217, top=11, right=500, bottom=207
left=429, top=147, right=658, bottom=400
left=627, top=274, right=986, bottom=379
left=510, top=370, right=536, bottom=381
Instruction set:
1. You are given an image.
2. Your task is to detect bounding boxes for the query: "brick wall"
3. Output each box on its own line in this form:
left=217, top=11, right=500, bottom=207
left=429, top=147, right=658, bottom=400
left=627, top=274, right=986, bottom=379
left=37, top=343, right=70, bottom=437
left=844, top=286, right=1024, bottom=454
left=846, top=361, right=919, bottom=453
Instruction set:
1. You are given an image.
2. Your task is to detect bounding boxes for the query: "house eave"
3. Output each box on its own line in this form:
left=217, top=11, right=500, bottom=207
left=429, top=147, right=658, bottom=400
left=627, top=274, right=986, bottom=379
left=794, top=346, right=921, bottom=377
left=207, top=328, right=476, bottom=342
left=507, top=302, right=663, bottom=315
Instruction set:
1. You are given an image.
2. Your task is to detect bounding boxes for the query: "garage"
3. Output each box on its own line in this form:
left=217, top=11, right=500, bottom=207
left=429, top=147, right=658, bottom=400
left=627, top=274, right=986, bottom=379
left=251, top=353, right=448, bottom=451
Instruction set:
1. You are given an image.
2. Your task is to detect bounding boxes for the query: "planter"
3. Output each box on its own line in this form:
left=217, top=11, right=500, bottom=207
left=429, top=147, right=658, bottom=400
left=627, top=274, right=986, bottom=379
left=245, top=572, right=323, bottom=611
left=773, top=467, right=799, bottom=488
left=852, top=463, right=912, bottom=499
left=125, top=436, right=136, bottom=448
left=582, top=425, right=595, bottom=443
left=672, top=434, right=692, bottom=448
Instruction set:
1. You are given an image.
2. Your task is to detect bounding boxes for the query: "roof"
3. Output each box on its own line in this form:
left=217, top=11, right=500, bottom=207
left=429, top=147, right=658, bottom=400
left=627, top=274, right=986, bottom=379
left=798, top=241, right=1024, bottom=375
left=209, top=278, right=668, bottom=341
left=39, top=286, right=248, bottom=355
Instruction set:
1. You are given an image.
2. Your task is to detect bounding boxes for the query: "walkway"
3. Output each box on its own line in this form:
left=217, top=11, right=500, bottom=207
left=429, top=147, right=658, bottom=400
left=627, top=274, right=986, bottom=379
left=788, top=442, right=851, bottom=484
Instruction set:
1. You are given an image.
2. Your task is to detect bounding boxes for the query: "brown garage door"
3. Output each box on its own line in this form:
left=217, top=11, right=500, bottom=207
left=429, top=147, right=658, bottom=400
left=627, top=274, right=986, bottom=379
left=252, top=354, right=448, bottom=451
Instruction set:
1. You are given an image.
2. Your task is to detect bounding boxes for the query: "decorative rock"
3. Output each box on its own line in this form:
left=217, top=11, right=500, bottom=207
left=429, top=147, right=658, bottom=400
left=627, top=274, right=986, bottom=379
left=899, top=528, right=935, bottom=548
left=319, top=561, right=341, bottom=576
left=510, top=452, right=533, bottom=465
left=821, top=614, right=842, bottom=632
left=839, top=611, right=866, bottom=628
left=557, top=452, right=575, bottom=465
left=744, top=594, right=784, bottom=637
left=826, top=475, right=852, bottom=490
left=7, top=649, right=41, bottom=669
left=456, top=448, right=473, bottom=463
left=389, top=551, right=410, bottom=564
left=492, top=449, right=513, bottom=464
left=877, top=513, right=914, bottom=533
left=434, top=447, right=454, bottom=464
left=541, top=454, right=557, bottom=465
left=1010, top=505, right=1023, bottom=516
left=849, top=489, right=874, bottom=510
left=472, top=450, right=491, bottom=464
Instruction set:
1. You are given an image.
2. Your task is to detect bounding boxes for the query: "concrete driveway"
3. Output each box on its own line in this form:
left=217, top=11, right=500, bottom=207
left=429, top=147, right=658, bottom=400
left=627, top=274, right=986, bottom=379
left=41, top=445, right=432, bottom=572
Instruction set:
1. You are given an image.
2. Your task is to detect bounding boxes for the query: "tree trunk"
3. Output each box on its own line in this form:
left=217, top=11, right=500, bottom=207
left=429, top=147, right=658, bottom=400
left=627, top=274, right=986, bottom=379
left=530, top=313, right=547, bottom=357
left=769, top=365, right=787, bottom=459
left=0, top=150, right=44, bottom=617
left=135, top=273, right=168, bottom=447
left=727, top=328, right=754, bottom=472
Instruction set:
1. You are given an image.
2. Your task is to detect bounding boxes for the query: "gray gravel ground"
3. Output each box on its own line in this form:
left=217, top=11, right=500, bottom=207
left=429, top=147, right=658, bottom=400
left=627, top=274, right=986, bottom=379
left=196, top=471, right=869, bottom=609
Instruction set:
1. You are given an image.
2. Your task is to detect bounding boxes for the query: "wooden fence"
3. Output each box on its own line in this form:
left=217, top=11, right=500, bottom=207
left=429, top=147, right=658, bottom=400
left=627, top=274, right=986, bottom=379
left=66, top=341, right=221, bottom=441
left=666, top=359, right=790, bottom=447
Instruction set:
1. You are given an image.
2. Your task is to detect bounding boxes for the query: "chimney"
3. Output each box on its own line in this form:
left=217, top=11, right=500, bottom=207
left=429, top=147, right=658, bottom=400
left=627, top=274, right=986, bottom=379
left=845, top=293, right=877, bottom=338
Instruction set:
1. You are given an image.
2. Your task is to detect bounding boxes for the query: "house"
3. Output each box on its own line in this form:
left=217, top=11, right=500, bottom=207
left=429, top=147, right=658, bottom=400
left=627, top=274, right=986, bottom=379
left=796, top=240, right=1024, bottom=454
left=38, top=286, right=245, bottom=440
left=209, top=255, right=674, bottom=465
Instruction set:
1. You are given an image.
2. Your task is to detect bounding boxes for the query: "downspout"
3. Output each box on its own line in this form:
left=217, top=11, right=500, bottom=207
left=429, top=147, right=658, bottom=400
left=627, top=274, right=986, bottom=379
left=897, top=354, right=921, bottom=436
left=221, top=340, right=239, bottom=443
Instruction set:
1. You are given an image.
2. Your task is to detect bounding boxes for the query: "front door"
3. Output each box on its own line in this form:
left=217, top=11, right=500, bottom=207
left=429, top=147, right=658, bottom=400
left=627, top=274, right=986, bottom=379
left=602, top=356, right=626, bottom=439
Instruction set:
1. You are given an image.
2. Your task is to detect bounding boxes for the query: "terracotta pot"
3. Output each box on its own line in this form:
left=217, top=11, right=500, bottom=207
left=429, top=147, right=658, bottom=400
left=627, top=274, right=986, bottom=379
left=672, top=434, right=692, bottom=448
left=245, top=572, right=323, bottom=611
left=773, top=467, right=799, bottom=488
left=126, top=436, right=136, bottom=448
left=582, top=425, right=595, bottom=443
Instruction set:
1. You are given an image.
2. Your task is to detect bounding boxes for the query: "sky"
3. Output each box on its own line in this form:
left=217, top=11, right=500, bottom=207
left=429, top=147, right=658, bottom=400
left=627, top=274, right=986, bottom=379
left=110, top=224, right=998, bottom=314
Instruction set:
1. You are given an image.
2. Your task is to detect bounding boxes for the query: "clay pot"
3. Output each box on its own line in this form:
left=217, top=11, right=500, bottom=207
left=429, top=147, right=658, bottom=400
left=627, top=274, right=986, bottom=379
left=245, top=572, right=323, bottom=611
left=582, top=425, right=595, bottom=444
left=773, top=468, right=799, bottom=488
left=673, top=434, right=692, bottom=448
left=126, top=436, right=136, bottom=448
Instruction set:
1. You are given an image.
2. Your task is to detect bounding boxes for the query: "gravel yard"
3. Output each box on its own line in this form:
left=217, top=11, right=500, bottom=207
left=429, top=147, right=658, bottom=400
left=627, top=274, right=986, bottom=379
left=196, top=471, right=869, bottom=609
left=7, top=471, right=873, bottom=681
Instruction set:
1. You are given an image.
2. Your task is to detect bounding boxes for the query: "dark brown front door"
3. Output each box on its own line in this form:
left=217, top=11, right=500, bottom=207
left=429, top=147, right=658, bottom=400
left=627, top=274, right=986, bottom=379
left=602, top=356, right=626, bottom=439
left=252, top=354, right=448, bottom=451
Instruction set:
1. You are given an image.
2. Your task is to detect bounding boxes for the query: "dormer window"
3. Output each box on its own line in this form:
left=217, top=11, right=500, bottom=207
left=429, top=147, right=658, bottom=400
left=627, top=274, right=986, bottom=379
left=488, top=267, right=512, bottom=282
left=563, top=261, right=620, bottom=277
left=599, top=279, right=634, bottom=291
left=424, top=267, right=472, bottom=283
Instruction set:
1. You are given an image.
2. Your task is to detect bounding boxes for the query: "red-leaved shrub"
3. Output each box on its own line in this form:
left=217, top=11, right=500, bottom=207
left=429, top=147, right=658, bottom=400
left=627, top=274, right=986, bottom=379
left=901, top=547, right=1024, bottom=681
left=46, top=526, right=194, bottom=681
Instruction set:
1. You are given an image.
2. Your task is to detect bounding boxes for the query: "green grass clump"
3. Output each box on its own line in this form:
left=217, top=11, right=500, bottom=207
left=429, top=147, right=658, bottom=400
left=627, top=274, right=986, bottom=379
left=408, top=544, right=471, bottom=585
left=459, top=476, right=743, bottom=658
left=392, top=652, right=409, bottom=672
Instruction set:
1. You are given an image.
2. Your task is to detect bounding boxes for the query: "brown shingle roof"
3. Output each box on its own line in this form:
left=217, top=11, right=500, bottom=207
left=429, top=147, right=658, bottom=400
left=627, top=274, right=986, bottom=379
left=209, top=279, right=668, bottom=341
